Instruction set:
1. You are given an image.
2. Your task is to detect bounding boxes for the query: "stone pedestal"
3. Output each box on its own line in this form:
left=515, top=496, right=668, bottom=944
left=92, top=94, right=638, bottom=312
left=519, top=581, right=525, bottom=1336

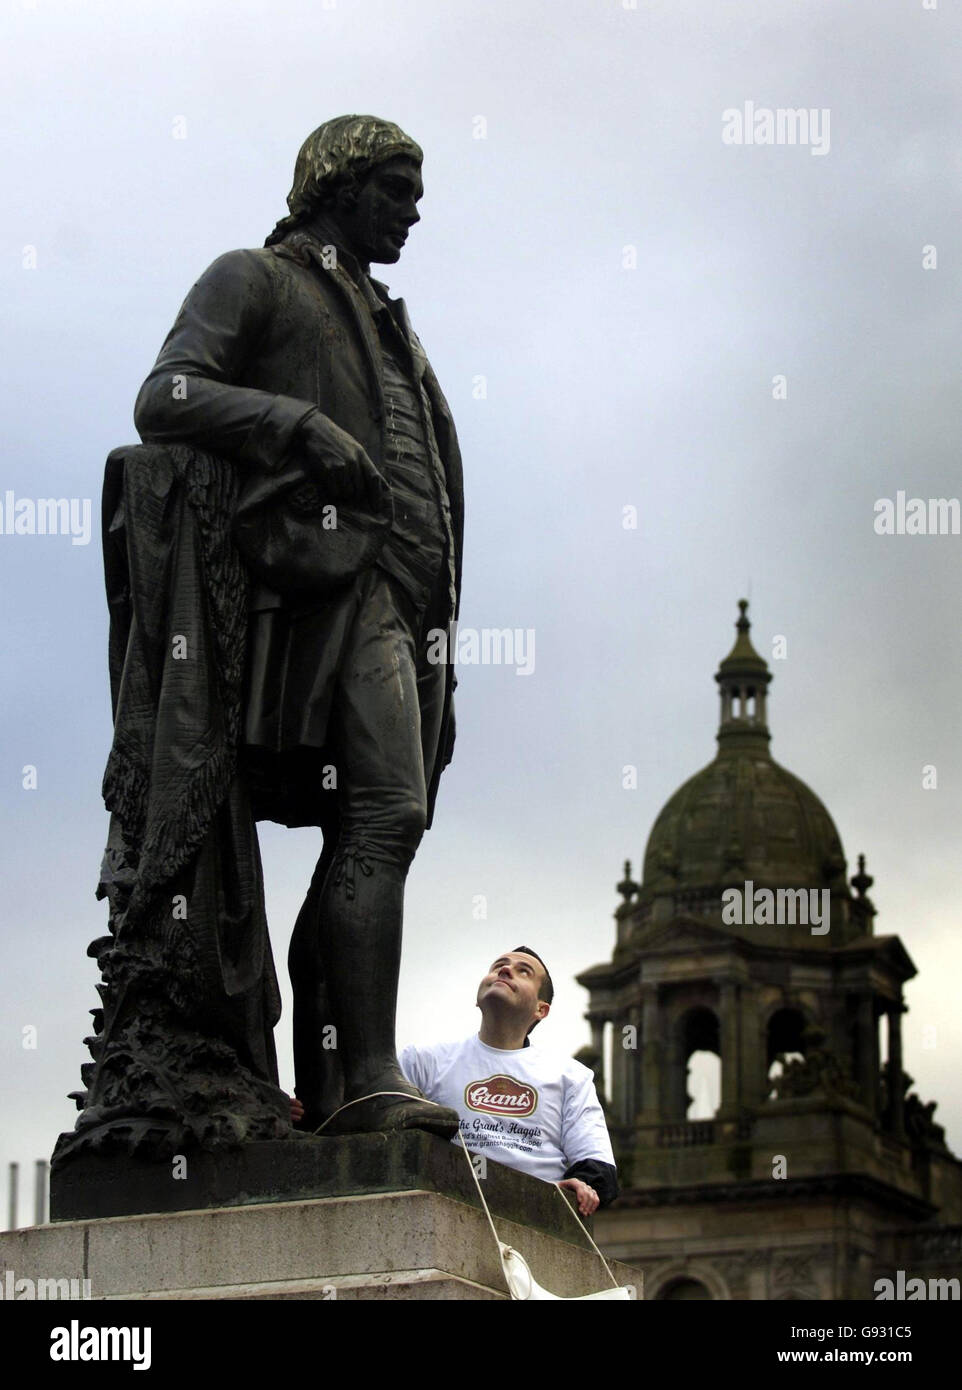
left=3, top=1190, right=639, bottom=1300
left=10, top=1134, right=641, bottom=1300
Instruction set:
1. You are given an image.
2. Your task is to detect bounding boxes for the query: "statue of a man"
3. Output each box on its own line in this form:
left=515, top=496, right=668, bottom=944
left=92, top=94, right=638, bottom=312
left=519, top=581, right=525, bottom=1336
left=55, top=116, right=462, bottom=1165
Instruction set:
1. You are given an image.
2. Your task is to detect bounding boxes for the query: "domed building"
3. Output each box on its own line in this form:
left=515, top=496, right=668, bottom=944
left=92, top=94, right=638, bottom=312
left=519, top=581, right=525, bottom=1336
left=578, top=602, right=962, bottom=1301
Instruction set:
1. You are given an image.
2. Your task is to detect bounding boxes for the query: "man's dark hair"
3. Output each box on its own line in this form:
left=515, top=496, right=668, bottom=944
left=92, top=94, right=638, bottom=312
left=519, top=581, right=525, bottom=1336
left=514, top=946, right=553, bottom=1004
left=513, top=946, right=553, bottom=1038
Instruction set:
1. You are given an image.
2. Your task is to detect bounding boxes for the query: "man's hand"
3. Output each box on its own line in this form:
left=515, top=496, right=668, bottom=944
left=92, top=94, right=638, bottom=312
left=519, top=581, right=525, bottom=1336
left=557, top=1177, right=599, bottom=1217
left=296, top=410, right=387, bottom=509
left=290, top=1095, right=305, bottom=1125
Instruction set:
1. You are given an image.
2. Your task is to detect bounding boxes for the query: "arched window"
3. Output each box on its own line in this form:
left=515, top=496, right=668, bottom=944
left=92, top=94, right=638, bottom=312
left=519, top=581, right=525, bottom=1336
left=658, top=1277, right=712, bottom=1301
left=679, top=1006, right=721, bottom=1118
left=687, top=1050, right=721, bottom=1119
left=766, top=1006, right=807, bottom=1097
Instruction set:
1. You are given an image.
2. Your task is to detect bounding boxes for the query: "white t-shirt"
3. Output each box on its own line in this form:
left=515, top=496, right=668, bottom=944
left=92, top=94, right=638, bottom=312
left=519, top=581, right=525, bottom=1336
left=399, top=1034, right=615, bottom=1184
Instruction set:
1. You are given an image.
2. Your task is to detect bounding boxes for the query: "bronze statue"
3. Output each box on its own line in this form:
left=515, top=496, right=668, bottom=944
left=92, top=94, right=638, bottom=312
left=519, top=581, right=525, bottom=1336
left=54, top=115, right=462, bottom=1167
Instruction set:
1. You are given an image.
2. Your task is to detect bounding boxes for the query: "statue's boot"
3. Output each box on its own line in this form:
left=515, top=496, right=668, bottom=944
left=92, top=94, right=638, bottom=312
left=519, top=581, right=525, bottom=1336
left=317, top=1073, right=460, bottom=1141
left=315, top=845, right=460, bottom=1141
left=289, top=848, right=344, bottom=1132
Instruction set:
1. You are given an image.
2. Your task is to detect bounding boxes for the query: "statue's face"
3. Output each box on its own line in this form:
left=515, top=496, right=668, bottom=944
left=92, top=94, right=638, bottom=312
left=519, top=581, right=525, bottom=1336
left=335, top=155, right=423, bottom=265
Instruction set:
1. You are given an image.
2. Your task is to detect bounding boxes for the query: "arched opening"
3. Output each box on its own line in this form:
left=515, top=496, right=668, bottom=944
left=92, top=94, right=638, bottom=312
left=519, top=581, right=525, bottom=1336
left=766, top=1006, right=807, bottom=1098
left=657, top=1277, right=712, bottom=1301
left=687, top=1051, right=721, bottom=1119
left=678, top=1006, right=720, bottom=1118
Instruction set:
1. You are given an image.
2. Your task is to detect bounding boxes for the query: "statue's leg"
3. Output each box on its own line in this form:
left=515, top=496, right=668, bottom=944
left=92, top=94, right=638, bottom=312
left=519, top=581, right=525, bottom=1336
left=289, top=821, right=343, bottom=1128
left=312, top=568, right=456, bottom=1138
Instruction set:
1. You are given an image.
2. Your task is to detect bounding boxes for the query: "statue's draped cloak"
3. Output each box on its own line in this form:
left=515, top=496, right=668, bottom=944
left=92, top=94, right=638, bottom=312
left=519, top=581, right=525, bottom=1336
left=99, top=441, right=280, bottom=1086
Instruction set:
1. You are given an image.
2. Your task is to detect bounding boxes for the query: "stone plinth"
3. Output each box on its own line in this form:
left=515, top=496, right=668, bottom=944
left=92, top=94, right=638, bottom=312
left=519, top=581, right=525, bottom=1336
left=52, top=1130, right=584, bottom=1234
left=2, top=1189, right=641, bottom=1301
left=19, top=1134, right=641, bottom=1300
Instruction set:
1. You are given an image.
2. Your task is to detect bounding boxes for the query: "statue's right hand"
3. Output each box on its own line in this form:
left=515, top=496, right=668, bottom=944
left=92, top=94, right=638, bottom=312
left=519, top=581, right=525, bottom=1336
left=297, top=411, right=387, bottom=511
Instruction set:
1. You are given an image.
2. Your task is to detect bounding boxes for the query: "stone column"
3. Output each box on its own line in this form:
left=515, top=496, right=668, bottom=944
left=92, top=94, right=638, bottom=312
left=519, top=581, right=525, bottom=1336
left=737, top=986, right=765, bottom=1109
left=854, top=995, right=877, bottom=1114
left=590, top=1017, right=606, bottom=1098
left=756, top=687, right=768, bottom=727
left=665, top=1034, right=689, bottom=1121
left=640, top=986, right=662, bottom=1123
left=718, top=981, right=739, bottom=1117
left=617, top=1006, right=631, bottom=1123
left=888, top=1005, right=905, bottom=1138
left=609, top=1014, right=626, bottom=1124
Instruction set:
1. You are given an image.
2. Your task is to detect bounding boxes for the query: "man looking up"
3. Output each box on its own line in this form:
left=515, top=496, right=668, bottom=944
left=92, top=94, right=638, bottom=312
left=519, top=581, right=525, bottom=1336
left=399, top=949, right=618, bottom=1215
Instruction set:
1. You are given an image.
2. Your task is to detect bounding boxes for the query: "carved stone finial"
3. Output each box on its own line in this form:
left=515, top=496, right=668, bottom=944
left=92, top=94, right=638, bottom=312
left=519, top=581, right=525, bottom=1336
left=851, top=853, right=874, bottom=898
left=617, top=859, right=639, bottom=904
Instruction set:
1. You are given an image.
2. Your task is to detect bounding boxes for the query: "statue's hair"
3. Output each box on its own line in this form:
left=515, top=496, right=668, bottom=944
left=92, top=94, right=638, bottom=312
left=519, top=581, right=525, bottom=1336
left=265, top=115, right=423, bottom=246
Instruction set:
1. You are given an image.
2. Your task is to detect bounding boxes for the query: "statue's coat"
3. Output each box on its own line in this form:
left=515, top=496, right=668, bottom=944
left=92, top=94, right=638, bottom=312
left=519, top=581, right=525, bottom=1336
left=133, top=230, right=463, bottom=829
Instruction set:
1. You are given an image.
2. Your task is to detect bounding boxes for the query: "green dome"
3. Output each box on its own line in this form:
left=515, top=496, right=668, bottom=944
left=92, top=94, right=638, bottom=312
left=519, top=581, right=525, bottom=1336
left=642, top=754, right=847, bottom=896
left=640, top=601, right=848, bottom=901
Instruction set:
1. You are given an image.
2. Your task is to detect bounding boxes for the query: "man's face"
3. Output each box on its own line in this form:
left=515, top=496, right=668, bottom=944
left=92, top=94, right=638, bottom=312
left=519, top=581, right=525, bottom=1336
left=334, top=155, right=423, bottom=265
left=476, top=952, right=549, bottom=1030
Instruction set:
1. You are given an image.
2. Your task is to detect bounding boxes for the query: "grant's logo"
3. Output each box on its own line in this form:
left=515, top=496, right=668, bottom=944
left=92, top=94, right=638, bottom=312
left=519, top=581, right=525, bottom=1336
left=465, top=1074, right=537, bottom=1116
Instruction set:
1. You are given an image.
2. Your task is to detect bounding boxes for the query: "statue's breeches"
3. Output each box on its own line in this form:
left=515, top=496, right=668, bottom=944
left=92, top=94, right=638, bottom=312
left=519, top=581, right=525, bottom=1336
left=243, top=564, right=446, bottom=850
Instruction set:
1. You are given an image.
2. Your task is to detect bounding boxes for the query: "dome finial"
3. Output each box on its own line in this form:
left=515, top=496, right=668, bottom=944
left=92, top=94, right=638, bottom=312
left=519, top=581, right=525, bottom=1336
left=850, top=852, right=877, bottom=931
left=617, top=859, right=639, bottom=904
left=714, top=599, right=772, bottom=754
left=851, top=853, right=874, bottom=898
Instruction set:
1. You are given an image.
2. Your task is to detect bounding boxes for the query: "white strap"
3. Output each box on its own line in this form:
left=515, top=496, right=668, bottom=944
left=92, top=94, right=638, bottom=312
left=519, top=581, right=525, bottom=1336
left=553, top=1178, right=622, bottom=1289
left=310, top=1090, right=429, bottom=1135
left=310, top=1091, right=627, bottom=1299
left=456, top=1130, right=627, bottom=1299
left=456, top=1129, right=512, bottom=1266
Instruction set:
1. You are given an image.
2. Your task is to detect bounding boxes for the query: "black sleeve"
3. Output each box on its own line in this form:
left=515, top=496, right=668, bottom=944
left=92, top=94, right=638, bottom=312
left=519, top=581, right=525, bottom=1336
left=562, top=1158, right=619, bottom=1208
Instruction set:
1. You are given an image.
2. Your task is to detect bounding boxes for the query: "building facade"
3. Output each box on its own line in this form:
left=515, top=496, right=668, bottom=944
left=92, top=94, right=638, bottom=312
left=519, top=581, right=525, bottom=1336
left=578, top=602, right=962, bottom=1300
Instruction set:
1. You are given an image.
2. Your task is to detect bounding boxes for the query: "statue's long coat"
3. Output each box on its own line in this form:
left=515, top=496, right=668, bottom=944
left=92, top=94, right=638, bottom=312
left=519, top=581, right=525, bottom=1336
left=133, top=230, right=463, bottom=830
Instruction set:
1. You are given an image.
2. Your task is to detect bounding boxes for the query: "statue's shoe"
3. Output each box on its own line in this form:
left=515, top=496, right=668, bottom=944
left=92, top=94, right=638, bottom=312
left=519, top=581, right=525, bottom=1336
left=317, top=1089, right=460, bottom=1141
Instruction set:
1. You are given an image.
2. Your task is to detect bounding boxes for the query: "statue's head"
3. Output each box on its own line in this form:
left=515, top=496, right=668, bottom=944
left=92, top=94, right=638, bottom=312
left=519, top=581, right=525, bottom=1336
left=266, top=114, right=424, bottom=265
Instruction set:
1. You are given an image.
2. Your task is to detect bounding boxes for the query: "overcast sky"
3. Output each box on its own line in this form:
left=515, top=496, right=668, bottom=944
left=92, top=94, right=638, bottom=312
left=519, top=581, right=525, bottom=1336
left=2, top=0, right=961, bottom=1220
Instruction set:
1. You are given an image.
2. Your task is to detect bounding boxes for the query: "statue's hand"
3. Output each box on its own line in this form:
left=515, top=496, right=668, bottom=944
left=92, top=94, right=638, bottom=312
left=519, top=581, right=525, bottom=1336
left=297, top=410, right=388, bottom=511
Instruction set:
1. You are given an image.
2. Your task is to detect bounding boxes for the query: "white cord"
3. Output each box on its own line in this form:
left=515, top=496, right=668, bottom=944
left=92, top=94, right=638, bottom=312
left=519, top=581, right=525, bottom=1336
left=552, top=1178, right=621, bottom=1289
left=309, top=1090, right=622, bottom=1295
left=311, top=1090, right=438, bottom=1135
